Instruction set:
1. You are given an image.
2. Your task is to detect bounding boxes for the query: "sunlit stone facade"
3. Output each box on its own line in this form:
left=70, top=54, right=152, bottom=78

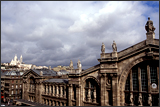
left=15, top=18, right=159, bottom=106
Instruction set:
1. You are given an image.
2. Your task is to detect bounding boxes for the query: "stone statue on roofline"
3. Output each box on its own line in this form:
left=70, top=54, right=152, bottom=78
left=145, top=17, right=155, bottom=33
left=112, top=40, right=117, bottom=52
left=101, top=42, right=105, bottom=53
left=69, top=60, right=74, bottom=69
left=77, top=59, right=82, bottom=69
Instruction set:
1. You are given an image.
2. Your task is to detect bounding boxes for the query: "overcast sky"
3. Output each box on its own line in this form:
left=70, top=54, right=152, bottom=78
left=1, top=1, right=159, bottom=69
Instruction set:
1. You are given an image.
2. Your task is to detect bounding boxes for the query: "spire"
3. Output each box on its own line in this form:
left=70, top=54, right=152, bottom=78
left=14, top=54, right=18, bottom=61
left=20, top=55, right=23, bottom=63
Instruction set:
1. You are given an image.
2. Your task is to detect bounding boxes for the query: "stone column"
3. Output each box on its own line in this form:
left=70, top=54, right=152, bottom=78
left=130, top=70, right=134, bottom=106
left=49, top=85, right=51, bottom=95
left=56, top=101, right=59, bottom=106
left=147, top=65, right=151, bottom=93
left=42, top=98, right=44, bottom=104
left=60, top=86, right=63, bottom=97
left=53, top=100, right=55, bottom=106
left=130, top=70, right=133, bottom=91
left=60, top=101, right=62, bottom=106
left=39, top=81, right=43, bottom=104
left=111, top=74, right=118, bottom=106
left=64, top=86, right=66, bottom=98
left=87, top=89, right=91, bottom=102
left=100, top=73, right=105, bottom=106
left=138, top=67, right=142, bottom=92
left=64, top=102, right=66, bottom=106
left=68, top=84, right=72, bottom=106
left=76, top=85, right=80, bottom=106
left=49, top=100, right=51, bottom=106
left=52, top=85, right=55, bottom=96
left=104, top=73, right=107, bottom=105
left=57, top=85, right=59, bottom=97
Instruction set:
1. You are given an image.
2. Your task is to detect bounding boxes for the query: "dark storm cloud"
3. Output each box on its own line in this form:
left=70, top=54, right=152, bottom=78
left=1, top=1, right=159, bottom=69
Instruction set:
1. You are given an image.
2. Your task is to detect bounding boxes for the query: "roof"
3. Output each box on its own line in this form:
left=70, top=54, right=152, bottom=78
left=57, top=70, right=69, bottom=75
left=43, top=78, right=68, bottom=84
left=31, top=69, right=57, bottom=76
left=5, top=70, right=24, bottom=76
left=14, top=99, right=49, bottom=106
left=1, top=71, right=8, bottom=76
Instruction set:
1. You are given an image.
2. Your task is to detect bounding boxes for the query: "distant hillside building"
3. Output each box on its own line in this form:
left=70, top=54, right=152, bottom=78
left=10, top=55, right=23, bottom=65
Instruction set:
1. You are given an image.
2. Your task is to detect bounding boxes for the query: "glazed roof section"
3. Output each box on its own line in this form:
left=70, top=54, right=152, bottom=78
left=5, top=70, right=24, bottom=76
left=57, top=70, right=69, bottom=75
left=43, top=79, right=68, bottom=84
left=31, top=69, right=57, bottom=76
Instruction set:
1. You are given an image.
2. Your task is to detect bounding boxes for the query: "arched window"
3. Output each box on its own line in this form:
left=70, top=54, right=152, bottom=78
left=29, top=77, right=35, bottom=92
left=84, top=78, right=99, bottom=103
left=124, top=61, right=159, bottom=106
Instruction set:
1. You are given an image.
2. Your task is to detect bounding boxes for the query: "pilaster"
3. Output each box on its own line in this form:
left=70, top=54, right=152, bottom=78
left=68, top=84, right=72, bottom=106
left=76, top=85, right=80, bottom=106
left=111, top=74, right=118, bottom=106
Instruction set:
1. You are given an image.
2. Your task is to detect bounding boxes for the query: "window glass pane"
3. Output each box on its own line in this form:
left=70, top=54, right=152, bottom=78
left=150, top=66, right=157, bottom=84
left=125, top=75, right=130, bottom=91
left=85, top=89, right=88, bottom=100
left=91, top=82, right=94, bottom=88
left=132, top=68, right=139, bottom=91
left=141, top=67, right=148, bottom=91
left=91, top=89, right=94, bottom=99
left=85, top=81, right=89, bottom=88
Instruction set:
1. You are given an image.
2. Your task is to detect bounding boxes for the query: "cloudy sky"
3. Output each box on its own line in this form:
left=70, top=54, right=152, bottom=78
left=1, top=1, right=159, bottom=69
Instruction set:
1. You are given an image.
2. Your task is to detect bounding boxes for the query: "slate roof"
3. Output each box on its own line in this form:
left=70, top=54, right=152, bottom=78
left=31, top=69, right=57, bottom=76
left=43, top=79, right=68, bottom=84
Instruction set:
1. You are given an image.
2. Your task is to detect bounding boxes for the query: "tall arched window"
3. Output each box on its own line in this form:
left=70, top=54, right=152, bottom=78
left=84, top=78, right=99, bottom=103
left=124, top=60, right=159, bottom=106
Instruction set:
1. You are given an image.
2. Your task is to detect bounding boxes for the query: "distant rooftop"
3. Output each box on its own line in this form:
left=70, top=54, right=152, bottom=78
left=43, top=78, right=68, bottom=84
left=31, top=69, right=57, bottom=76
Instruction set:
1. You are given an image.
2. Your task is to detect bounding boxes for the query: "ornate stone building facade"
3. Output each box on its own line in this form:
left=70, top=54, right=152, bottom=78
left=14, top=18, right=159, bottom=106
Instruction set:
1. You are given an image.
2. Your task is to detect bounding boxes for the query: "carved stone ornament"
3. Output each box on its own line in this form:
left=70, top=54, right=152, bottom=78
left=101, top=42, right=105, bottom=53
left=148, top=94, right=152, bottom=106
left=138, top=94, right=143, bottom=106
left=130, top=93, right=134, bottom=105
left=145, top=17, right=155, bottom=33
